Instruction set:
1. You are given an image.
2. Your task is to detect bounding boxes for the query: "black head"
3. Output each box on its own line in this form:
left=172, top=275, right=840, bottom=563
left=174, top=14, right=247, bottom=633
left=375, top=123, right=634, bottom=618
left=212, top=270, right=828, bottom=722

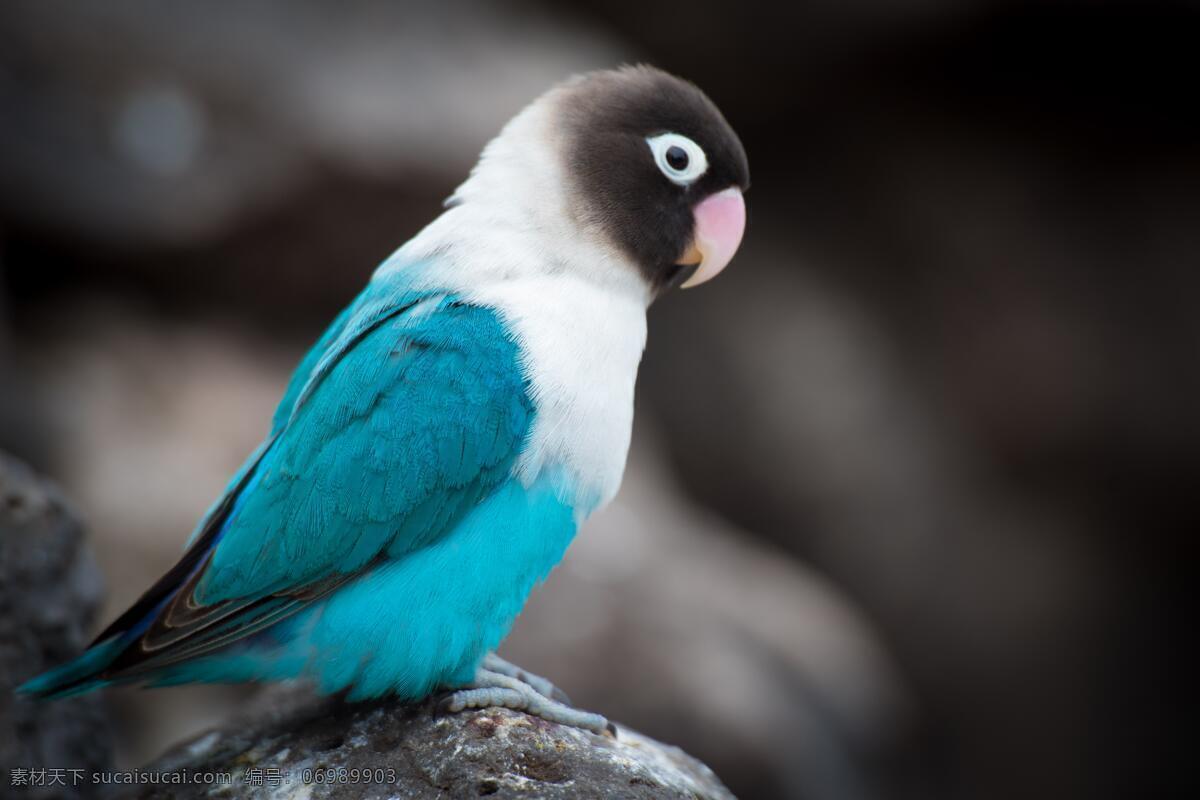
left=554, top=65, right=750, bottom=294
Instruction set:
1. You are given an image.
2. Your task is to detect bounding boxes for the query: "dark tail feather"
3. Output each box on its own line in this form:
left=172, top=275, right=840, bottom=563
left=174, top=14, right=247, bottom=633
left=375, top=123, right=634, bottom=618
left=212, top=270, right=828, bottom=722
left=20, top=442, right=280, bottom=700
left=17, top=637, right=127, bottom=699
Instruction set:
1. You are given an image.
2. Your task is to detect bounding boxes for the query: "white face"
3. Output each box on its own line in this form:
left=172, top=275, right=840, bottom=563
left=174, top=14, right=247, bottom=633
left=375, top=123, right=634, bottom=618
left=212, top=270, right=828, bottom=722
left=646, top=132, right=709, bottom=186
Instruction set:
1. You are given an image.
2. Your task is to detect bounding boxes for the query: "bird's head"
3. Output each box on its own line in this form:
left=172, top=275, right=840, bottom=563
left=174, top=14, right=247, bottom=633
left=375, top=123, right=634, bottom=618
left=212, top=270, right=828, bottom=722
left=443, top=65, right=750, bottom=299
left=552, top=66, right=750, bottom=294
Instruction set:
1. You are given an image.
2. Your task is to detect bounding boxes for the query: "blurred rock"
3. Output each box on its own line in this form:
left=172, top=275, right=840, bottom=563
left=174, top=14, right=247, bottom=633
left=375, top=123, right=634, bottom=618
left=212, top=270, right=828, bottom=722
left=0, top=0, right=626, bottom=245
left=0, top=452, right=112, bottom=798
left=132, top=684, right=733, bottom=800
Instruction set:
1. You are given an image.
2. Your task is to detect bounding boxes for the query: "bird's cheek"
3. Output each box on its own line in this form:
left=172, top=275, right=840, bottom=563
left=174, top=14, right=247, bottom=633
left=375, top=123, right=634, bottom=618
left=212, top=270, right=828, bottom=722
left=677, top=187, right=746, bottom=288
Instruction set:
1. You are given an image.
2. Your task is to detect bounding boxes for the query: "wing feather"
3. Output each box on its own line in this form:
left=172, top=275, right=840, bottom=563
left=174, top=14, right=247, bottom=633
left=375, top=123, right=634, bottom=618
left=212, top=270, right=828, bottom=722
left=94, top=289, right=532, bottom=681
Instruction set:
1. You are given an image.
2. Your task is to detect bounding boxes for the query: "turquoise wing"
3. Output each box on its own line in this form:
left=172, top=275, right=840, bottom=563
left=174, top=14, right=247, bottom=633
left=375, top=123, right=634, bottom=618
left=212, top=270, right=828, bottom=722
left=83, top=289, right=534, bottom=683
left=203, top=293, right=533, bottom=600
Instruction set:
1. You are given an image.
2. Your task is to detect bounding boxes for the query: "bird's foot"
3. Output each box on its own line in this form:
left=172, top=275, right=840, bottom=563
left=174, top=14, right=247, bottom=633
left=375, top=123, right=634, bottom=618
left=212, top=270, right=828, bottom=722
left=481, top=653, right=571, bottom=704
left=439, top=661, right=614, bottom=737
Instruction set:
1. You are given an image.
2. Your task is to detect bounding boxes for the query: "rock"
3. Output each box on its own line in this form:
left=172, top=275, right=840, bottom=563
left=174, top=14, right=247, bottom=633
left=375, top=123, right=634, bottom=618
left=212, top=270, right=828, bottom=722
left=0, top=452, right=113, bottom=798
left=132, top=684, right=734, bottom=800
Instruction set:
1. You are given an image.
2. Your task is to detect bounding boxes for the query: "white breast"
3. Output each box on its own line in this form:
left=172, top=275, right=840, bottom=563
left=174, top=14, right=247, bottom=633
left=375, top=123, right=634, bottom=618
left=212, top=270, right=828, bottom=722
left=467, top=274, right=647, bottom=513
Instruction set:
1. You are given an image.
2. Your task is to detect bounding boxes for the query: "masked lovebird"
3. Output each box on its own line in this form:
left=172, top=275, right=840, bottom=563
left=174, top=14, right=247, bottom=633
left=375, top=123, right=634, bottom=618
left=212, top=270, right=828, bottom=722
left=21, top=66, right=750, bottom=735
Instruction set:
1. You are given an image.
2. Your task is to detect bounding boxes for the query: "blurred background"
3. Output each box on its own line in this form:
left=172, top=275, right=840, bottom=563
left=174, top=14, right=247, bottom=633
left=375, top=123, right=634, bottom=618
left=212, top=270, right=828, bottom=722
left=0, top=1, right=1193, bottom=798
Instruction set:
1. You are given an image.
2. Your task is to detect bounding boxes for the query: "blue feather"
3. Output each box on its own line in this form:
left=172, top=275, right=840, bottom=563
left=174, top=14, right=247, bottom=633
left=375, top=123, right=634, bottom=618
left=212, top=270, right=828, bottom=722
left=17, top=638, right=124, bottom=698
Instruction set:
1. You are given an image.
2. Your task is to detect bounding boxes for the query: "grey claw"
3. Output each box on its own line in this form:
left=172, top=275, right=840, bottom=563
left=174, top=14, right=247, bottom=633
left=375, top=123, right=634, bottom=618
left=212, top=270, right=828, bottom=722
left=431, top=692, right=457, bottom=718
left=482, top=653, right=572, bottom=704
left=442, top=667, right=611, bottom=736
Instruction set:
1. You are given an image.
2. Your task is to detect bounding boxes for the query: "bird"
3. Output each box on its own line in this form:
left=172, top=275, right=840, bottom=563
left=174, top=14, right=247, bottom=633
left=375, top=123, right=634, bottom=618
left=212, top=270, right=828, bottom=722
left=19, top=65, right=750, bottom=735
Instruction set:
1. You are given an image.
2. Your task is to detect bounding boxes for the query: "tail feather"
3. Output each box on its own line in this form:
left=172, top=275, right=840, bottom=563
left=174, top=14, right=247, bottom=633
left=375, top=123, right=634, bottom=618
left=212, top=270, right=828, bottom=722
left=17, top=638, right=126, bottom=699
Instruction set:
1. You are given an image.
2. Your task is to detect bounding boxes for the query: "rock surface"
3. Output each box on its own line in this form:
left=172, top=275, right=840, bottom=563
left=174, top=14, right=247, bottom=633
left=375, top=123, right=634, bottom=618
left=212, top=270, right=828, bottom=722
left=0, top=453, right=113, bottom=797
left=134, top=684, right=734, bottom=800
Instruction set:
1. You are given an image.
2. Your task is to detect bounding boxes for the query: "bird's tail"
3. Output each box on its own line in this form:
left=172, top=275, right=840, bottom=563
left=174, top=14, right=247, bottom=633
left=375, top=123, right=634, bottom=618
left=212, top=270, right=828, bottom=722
left=16, top=637, right=126, bottom=699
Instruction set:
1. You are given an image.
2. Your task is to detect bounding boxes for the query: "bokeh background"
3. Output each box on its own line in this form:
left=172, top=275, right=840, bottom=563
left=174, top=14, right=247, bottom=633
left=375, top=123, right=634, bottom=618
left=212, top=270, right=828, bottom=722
left=1, top=1, right=1193, bottom=798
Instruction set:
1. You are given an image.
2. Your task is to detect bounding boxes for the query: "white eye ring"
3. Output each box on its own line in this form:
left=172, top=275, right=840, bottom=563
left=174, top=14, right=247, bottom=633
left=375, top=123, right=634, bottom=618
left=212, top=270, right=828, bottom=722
left=647, top=132, right=708, bottom=186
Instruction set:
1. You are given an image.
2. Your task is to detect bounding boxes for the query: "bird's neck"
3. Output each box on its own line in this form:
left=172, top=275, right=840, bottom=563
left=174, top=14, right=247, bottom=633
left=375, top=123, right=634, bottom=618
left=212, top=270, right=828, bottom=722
left=387, top=93, right=650, bottom=305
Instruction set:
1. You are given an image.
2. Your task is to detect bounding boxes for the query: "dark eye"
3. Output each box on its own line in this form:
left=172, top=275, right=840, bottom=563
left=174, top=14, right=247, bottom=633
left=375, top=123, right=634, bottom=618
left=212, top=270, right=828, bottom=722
left=665, top=146, right=689, bottom=171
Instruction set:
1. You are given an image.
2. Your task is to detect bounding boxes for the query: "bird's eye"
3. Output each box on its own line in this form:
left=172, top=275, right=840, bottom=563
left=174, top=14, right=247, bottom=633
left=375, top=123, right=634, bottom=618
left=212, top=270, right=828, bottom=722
left=647, top=133, right=708, bottom=186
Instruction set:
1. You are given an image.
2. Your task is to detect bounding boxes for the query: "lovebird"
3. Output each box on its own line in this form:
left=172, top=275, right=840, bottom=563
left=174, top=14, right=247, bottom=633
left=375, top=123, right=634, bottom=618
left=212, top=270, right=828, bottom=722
left=20, top=65, right=750, bottom=735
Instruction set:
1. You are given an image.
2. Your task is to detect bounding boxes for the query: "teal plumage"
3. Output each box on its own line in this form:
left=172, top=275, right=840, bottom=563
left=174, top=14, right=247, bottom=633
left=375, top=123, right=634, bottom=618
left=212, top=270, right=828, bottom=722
left=149, top=478, right=575, bottom=701
left=204, top=280, right=534, bottom=602
left=19, top=267, right=575, bottom=700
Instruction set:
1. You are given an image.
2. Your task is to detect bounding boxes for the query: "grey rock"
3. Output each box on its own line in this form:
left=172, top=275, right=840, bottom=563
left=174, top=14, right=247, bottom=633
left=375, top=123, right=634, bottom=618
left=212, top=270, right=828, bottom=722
left=132, top=684, right=734, bottom=800
left=0, top=452, right=113, bottom=798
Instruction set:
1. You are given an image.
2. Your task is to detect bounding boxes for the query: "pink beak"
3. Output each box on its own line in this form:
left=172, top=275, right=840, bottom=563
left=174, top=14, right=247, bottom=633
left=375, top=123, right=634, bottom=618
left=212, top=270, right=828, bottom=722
left=678, top=187, right=746, bottom=288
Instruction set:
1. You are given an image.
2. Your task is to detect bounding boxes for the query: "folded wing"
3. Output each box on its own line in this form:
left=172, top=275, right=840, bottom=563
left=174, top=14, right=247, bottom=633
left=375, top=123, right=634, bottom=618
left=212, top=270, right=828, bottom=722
left=30, top=289, right=533, bottom=692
